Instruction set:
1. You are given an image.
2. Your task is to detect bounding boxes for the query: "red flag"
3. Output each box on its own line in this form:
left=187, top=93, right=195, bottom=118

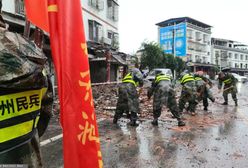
left=47, top=1, right=103, bottom=167
left=24, top=0, right=49, bottom=32
left=24, top=0, right=103, bottom=167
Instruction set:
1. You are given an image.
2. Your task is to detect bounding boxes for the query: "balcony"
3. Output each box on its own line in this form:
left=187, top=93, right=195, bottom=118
left=88, top=0, right=104, bottom=11
left=107, top=0, right=119, bottom=22
left=196, top=59, right=202, bottom=63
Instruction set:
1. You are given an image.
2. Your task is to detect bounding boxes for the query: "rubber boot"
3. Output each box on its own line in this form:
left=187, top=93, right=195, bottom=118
left=113, top=117, right=118, bottom=124
left=222, top=102, right=228, bottom=105
left=210, top=97, right=215, bottom=102
left=151, top=118, right=158, bottom=126
left=129, top=120, right=139, bottom=127
left=235, top=101, right=238, bottom=106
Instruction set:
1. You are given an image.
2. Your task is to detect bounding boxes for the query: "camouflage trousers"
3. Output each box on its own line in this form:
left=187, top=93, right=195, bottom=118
left=114, top=83, right=139, bottom=121
left=223, top=85, right=237, bottom=103
left=196, top=81, right=214, bottom=108
left=153, top=84, right=181, bottom=119
left=178, top=81, right=197, bottom=113
left=0, top=134, right=42, bottom=168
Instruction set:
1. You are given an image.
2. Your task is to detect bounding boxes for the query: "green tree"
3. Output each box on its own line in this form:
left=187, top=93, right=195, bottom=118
left=140, top=41, right=186, bottom=76
left=175, top=57, right=186, bottom=77
left=140, top=42, right=164, bottom=71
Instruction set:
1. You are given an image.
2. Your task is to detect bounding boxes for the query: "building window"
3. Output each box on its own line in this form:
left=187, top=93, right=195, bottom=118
left=215, top=51, right=219, bottom=57
left=88, top=0, right=104, bottom=10
left=203, top=34, right=209, bottom=43
left=246, top=64, right=248, bottom=69
left=235, top=53, right=238, bottom=59
left=241, top=54, right=243, bottom=60
left=187, top=30, right=193, bottom=39
left=195, top=55, right=201, bottom=63
left=112, top=33, right=119, bottom=49
left=240, top=63, right=243, bottom=69
left=246, top=55, right=248, bottom=60
left=195, top=32, right=202, bottom=41
left=15, top=0, right=25, bottom=15
left=228, top=53, right=232, bottom=58
left=202, top=57, right=206, bottom=63
left=107, top=31, right=112, bottom=39
left=107, top=0, right=119, bottom=21
left=88, top=20, right=102, bottom=42
left=235, top=63, right=238, bottom=68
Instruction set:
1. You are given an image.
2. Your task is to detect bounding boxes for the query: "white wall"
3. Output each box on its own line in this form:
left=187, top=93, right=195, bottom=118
left=212, top=47, right=248, bottom=69
left=81, top=0, right=119, bottom=41
left=186, top=27, right=211, bottom=63
left=2, top=0, right=16, bottom=14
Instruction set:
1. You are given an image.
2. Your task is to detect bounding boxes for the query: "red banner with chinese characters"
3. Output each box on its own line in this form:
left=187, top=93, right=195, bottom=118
left=25, top=0, right=103, bottom=167
left=24, top=0, right=49, bottom=32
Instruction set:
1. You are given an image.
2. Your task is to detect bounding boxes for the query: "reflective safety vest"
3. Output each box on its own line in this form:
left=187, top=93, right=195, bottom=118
left=122, top=73, right=137, bottom=86
left=180, top=74, right=195, bottom=84
left=223, top=78, right=232, bottom=84
left=155, top=74, right=171, bottom=83
left=0, top=88, right=47, bottom=153
left=194, top=76, right=203, bottom=81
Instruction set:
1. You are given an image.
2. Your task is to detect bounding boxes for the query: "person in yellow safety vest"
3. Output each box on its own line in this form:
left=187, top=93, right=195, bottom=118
left=147, top=72, right=185, bottom=126
left=194, top=71, right=215, bottom=111
left=218, top=71, right=238, bottom=106
left=178, top=70, right=198, bottom=116
left=113, top=63, right=143, bottom=126
left=0, top=10, right=53, bottom=167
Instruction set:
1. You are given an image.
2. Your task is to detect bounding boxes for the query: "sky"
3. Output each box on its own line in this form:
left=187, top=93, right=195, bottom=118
left=118, top=0, right=248, bottom=54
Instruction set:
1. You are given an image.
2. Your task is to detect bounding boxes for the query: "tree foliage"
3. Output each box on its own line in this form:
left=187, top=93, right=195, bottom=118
left=140, top=41, right=186, bottom=76
left=140, top=42, right=164, bottom=71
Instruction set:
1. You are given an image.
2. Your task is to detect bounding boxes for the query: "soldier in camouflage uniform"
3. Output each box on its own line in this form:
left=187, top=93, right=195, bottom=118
left=218, top=71, right=238, bottom=106
left=113, top=63, right=143, bottom=126
left=148, top=72, right=185, bottom=126
left=194, top=71, right=215, bottom=111
left=178, top=71, right=198, bottom=116
left=0, top=6, right=53, bottom=167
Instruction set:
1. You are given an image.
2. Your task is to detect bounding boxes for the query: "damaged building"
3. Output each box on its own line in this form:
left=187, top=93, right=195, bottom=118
left=2, top=0, right=129, bottom=83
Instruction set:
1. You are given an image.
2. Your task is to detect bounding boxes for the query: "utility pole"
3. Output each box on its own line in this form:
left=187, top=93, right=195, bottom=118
left=173, top=22, right=176, bottom=79
left=105, top=50, right=111, bottom=82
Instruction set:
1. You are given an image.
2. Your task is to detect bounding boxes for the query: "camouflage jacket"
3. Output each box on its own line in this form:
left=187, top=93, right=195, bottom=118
left=0, top=27, right=53, bottom=166
left=218, top=73, right=237, bottom=89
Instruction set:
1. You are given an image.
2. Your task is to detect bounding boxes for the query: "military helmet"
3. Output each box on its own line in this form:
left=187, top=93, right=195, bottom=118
left=221, top=67, right=231, bottom=72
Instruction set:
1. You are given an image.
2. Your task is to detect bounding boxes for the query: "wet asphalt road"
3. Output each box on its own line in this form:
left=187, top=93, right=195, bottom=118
left=40, top=82, right=248, bottom=168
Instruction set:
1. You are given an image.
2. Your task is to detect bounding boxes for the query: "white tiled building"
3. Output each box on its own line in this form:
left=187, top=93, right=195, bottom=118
left=211, top=38, right=248, bottom=74
left=1, top=0, right=119, bottom=49
left=81, top=0, right=119, bottom=49
left=156, top=17, right=212, bottom=64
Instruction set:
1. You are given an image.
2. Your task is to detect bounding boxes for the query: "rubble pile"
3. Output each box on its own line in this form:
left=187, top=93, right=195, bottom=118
left=92, top=84, right=119, bottom=115
left=92, top=84, right=176, bottom=119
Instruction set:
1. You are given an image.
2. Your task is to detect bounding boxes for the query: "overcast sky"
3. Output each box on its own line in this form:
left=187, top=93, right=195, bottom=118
left=118, top=0, right=248, bottom=54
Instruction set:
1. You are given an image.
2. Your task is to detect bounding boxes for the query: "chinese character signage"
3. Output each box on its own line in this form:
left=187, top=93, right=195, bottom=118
left=0, top=88, right=46, bottom=122
left=159, top=23, right=187, bottom=57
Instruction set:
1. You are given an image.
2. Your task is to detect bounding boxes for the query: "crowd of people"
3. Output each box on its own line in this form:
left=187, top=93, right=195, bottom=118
left=113, top=64, right=238, bottom=127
